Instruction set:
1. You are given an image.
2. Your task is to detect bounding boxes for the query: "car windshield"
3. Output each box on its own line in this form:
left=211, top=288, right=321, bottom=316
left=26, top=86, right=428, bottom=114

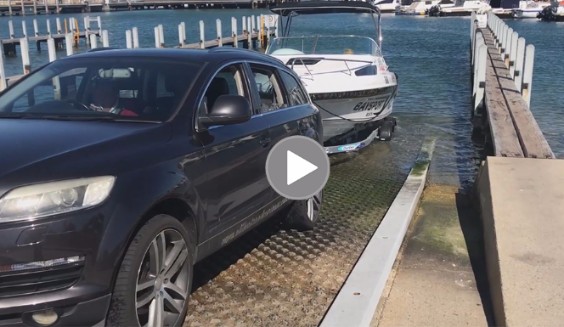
left=0, top=57, right=201, bottom=122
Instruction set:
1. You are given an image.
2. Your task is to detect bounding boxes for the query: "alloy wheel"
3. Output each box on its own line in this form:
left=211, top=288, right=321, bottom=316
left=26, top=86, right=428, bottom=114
left=135, top=229, right=190, bottom=327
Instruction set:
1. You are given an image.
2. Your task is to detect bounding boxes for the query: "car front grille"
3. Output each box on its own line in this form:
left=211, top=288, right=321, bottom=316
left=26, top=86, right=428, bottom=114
left=0, top=257, right=84, bottom=298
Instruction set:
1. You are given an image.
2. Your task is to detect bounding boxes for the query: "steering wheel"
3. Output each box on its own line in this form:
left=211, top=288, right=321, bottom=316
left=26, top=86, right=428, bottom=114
left=65, top=99, right=92, bottom=111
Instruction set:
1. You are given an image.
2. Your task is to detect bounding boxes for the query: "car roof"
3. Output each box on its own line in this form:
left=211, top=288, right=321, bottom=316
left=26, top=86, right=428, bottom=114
left=64, top=47, right=286, bottom=68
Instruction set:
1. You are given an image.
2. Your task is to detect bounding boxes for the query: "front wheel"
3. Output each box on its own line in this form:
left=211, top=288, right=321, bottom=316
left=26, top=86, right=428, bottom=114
left=107, top=214, right=193, bottom=327
left=284, top=190, right=323, bottom=231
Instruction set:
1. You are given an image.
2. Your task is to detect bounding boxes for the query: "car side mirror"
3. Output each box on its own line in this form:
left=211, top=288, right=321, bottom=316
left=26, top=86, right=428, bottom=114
left=198, top=95, right=252, bottom=127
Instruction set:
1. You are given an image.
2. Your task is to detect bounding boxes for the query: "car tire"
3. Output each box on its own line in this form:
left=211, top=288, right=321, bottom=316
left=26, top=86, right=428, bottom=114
left=284, top=190, right=323, bottom=231
left=106, top=214, right=193, bottom=327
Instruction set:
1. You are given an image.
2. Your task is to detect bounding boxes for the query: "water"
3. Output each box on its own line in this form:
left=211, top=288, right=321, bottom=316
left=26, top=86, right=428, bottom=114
left=1, top=11, right=562, bottom=187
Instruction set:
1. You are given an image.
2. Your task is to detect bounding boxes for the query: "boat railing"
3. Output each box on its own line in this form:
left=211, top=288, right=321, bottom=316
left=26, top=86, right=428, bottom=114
left=286, top=56, right=374, bottom=80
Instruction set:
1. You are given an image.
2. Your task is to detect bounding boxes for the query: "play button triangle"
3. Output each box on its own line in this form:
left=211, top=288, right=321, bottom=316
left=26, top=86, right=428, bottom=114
left=287, top=150, right=318, bottom=186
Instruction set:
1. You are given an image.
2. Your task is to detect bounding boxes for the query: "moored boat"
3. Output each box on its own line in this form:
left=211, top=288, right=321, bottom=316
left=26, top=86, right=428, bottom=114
left=266, top=1, right=398, bottom=151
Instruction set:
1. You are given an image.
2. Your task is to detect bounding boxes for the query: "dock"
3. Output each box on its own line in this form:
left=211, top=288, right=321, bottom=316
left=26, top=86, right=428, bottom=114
left=0, top=14, right=277, bottom=90
left=470, top=11, right=564, bottom=327
left=0, top=0, right=276, bottom=15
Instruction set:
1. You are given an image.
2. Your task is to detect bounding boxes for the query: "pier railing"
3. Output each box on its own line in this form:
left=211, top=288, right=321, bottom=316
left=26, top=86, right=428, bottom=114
left=470, top=12, right=554, bottom=159
left=0, top=14, right=278, bottom=91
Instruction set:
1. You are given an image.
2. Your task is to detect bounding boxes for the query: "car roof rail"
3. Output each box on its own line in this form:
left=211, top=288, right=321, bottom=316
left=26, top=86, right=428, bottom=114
left=87, top=47, right=120, bottom=53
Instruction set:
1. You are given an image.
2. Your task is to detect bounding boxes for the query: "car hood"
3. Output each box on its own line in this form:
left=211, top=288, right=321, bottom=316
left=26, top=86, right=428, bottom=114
left=0, top=119, right=165, bottom=179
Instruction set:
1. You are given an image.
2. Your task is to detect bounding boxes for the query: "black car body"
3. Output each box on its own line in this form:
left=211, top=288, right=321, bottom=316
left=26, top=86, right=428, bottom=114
left=0, top=48, right=323, bottom=327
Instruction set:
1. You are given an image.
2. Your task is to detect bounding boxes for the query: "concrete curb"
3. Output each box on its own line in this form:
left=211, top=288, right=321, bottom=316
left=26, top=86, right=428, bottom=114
left=319, top=138, right=436, bottom=327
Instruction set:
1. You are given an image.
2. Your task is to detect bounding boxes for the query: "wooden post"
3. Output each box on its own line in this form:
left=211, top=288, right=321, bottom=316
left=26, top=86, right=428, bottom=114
left=522, top=44, right=535, bottom=107
left=47, top=19, right=52, bottom=37
left=56, top=18, right=62, bottom=34
left=22, top=21, right=28, bottom=38
left=0, top=49, right=7, bottom=91
left=514, top=37, right=526, bottom=90
left=132, top=27, right=139, bottom=48
left=102, top=30, right=109, bottom=47
left=509, top=31, right=518, bottom=79
left=33, top=18, right=39, bottom=36
left=471, top=21, right=477, bottom=66
left=216, top=19, right=223, bottom=47
left=473, top=34, right=483, bottom=95
left=504, top=28, right=513, bottom=67
left=154, top=27, right=160, bottom=48
left=473, top=33, right=484, bottom=75
left=199, top=20, right=205, bottom=49
left=97, top=16, right=102, bottom=34
left=20, top=38, right=31, bottom=74
left=47, top=38, right=56, bottom=62
left=65, top=33, right=74, bottom=56
left=500, top=24, right=507, bottom=55
left=126, top=30, right=133, bottom=49
left=90, top=33, right=98, bottom=49
left=178, top=22, right=186, bottom=47
left=158, top=24, right=165, bottom=48
left=232, top=17, right=238, bottom=48
left=9, top=21, right=15, bottom=39
left=247, top=29, right=252, bottom=50
left=260, top=15, right=265, bottom=49
left=242, top=16, right=247, bottom=34
left=84, top=17, right=90, bottom=47
left=249, top=16, right=255, bottom=50
left=474, top=44, right=487, bottom=116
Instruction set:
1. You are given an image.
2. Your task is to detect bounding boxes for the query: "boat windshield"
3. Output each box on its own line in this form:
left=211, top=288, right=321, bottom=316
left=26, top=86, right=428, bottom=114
left=267, top=35, right=382, bottom=57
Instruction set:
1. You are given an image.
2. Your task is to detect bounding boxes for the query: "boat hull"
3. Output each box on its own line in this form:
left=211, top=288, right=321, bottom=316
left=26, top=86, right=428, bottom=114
left=310, top=85, right=397, bottom=142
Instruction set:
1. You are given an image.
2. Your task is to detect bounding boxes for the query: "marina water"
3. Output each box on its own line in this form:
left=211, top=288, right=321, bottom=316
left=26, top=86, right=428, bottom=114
left=1, top=11, right=562, bottom=186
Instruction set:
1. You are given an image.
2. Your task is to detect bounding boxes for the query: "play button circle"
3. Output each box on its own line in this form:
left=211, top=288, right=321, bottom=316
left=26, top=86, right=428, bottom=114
left=266, top=136, right=330, bottom=200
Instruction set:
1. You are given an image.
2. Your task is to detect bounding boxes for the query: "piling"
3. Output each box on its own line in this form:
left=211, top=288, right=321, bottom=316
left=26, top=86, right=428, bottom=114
left=47, top=38, right=56, bottom=62
left=102, top=30, right=109, bottom=47
left=232, top=17, right=238, bottom=48
left=199, top=20, right=205, bottom=49
left=0, top=50, right=6, bottom=91
left=20, top=38, right=30, bottom=75
left=126, top=30, right=133, bottom=49
left=216, top=19, right=223, bottom=47
left=132, top=27, right=139, bottom=48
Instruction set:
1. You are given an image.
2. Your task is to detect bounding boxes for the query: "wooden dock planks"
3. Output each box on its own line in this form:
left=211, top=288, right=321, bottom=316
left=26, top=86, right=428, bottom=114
left=479, top=28, right=554, bottom=159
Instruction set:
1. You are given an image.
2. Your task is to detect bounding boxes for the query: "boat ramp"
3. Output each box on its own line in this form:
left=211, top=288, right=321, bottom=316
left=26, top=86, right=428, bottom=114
left=0, top=9, right=563, bottom=327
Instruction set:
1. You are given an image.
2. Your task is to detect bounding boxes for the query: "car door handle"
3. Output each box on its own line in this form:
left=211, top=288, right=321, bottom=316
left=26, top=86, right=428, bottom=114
left=259, top=135, right=271, bottom=147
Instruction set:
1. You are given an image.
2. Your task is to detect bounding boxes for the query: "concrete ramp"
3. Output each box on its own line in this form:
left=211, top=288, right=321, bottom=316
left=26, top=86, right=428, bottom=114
left=477, top=157, right=564, bottom=326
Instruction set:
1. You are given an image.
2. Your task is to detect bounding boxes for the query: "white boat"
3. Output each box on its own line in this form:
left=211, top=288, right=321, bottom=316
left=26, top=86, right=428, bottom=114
left=372, top=0, right=401, bottom=13
left=512, top=0, right=551, bottom=18
left=266, top=1, right=398, bottom=147
left=428, top=0, right=491, bottom=16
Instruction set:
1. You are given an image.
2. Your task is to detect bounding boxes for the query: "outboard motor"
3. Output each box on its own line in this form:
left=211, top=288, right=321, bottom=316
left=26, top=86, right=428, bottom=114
left=427, top=4, right=443, bottom=16
left=537, top=5, right=557, bottom=21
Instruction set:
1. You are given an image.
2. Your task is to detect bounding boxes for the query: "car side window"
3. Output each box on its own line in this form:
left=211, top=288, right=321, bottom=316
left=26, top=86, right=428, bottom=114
left=279, top=70, right=309, bottom=106
left=202, top=64, right=246, bottom=113
left=248, top=64, right=285, bottom=113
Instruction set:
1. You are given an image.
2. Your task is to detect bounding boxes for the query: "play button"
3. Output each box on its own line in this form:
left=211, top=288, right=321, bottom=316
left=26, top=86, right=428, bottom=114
left=266, top=136, right=330, bottom=200
left=287, top=150, right=318, bottom=185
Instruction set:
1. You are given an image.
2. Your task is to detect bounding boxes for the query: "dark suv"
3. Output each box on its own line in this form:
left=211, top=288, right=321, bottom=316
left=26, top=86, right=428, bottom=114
left=0, top=48, right=323, bottom=327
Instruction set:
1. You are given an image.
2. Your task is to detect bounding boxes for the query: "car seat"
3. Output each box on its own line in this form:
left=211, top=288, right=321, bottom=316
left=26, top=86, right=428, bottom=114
left=205, top=77, right=229, bottom=110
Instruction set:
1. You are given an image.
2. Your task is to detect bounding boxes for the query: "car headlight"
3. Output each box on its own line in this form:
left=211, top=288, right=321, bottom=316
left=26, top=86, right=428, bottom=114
left=0, top=176, right=115, bottom=223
